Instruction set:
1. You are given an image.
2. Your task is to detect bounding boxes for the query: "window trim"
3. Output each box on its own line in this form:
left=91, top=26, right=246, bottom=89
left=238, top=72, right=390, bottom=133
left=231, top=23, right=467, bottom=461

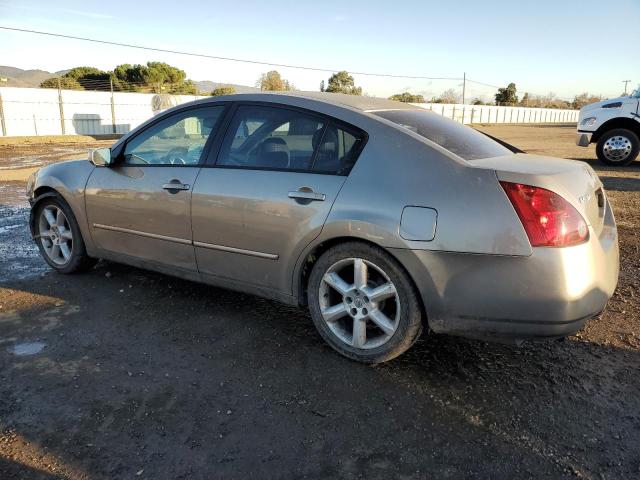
left=205, top=101, right=369, bottom=176
left=115, top=102, right=232, bottom=168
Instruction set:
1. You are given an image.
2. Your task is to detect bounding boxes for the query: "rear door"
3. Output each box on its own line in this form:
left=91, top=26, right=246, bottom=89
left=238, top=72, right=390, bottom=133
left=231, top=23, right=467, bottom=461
left=85, top=105, right=226, bottom=271
left=191, top=103, right=366, bottom=294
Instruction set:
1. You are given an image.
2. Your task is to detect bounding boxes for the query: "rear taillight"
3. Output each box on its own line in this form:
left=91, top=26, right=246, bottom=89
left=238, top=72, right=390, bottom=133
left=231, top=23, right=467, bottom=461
left=500, top=181, right=589, bottom=247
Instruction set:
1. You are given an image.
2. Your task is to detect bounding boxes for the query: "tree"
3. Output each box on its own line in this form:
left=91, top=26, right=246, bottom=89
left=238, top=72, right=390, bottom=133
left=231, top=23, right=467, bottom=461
left=495, top=83, right=518, bottom=106
left=143, top=62, right=189, bottom=93
left=113, top=63, right=147, bottom=91
left=39, top=77, right=83, bottom=90
left=572, top=92, right=603, bottom=109
left=438, top=88, right=461, bottom=104
left=211, top=85, right=236, bottom=96
left=389, top=92, right=425, bottom=103
left=257, top=70, right=294, bottom=91
left=325, top=71, right=362, bottom=95
left=519, top=92, right=531, bottom=107
left=472, top=98, right=487, bottom=105
left=319, top=80, right=325, bottom=92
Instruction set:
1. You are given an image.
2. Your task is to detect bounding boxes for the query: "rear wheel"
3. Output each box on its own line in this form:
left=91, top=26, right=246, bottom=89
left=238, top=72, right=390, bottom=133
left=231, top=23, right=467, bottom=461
left=307, top=242, right=423, bottom=363
left=596, top=128, right=639, bottom=166
left=33, top=195, right=96, bottom=274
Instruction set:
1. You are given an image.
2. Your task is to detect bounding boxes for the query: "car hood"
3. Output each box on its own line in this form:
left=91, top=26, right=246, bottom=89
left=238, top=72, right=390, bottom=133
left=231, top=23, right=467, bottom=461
left=581, top=96, right=638, bottom=112
left=471, top=153, right=605, bottom=235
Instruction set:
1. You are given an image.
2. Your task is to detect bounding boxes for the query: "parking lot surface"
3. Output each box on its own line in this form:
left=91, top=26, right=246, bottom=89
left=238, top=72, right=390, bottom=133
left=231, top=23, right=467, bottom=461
left=1, top=126, right=638, bottom=479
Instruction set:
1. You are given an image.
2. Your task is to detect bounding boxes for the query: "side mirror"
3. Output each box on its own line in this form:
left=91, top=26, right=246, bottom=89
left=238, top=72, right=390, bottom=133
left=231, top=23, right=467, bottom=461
left=89, top=147, right=113, bottom=166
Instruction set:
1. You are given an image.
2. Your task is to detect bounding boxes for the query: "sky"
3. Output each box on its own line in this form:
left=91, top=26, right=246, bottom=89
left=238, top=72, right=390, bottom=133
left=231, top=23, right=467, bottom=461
left=1, top=0, right=639, bottom=101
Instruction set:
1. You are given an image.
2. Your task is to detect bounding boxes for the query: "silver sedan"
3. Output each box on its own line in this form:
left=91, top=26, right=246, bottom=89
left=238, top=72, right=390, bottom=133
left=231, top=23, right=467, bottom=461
left=27, top=92, right=619, bottom=363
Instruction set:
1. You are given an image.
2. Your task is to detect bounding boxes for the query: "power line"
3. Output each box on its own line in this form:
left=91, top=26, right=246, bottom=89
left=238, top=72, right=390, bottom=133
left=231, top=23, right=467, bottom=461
left=0, top=25, right=461, bottom=81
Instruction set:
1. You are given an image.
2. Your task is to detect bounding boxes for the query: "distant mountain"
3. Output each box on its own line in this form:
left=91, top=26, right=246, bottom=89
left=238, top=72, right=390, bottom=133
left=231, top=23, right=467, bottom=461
left=0, top=66, right=56, bottom=87
left=194, top=80, right=260, bottom=94
left=0, top=66, right=259, bottom=93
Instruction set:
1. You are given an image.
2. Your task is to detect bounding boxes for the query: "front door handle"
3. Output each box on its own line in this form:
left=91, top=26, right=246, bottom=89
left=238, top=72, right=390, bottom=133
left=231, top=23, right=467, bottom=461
left=163, top=180, right=190, bottom=193
left=288, top=190, right=326, bottom=202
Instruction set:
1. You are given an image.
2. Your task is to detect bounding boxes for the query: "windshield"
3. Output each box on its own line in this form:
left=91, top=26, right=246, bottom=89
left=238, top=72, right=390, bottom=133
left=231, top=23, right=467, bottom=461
left=372, top=109, right=512, bottom=161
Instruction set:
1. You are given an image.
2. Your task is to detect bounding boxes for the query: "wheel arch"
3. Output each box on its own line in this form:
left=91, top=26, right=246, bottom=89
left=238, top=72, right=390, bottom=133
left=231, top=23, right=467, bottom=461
left=592, top=118, right=640, bottom=143
left=29, top=187, right=64, bottom=236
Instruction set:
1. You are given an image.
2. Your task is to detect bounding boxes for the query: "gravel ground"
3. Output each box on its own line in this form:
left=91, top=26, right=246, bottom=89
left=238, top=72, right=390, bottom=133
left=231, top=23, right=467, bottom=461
left=0, top=127, right=639, bottom=479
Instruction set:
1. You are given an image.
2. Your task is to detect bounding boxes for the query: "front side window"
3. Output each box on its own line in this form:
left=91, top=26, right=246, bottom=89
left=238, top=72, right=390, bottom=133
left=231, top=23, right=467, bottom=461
left=124, top=106, right=225, bottom=165
left=216, top=105, right=365, bottom=174
left=372, top=109, right=511, bottom=161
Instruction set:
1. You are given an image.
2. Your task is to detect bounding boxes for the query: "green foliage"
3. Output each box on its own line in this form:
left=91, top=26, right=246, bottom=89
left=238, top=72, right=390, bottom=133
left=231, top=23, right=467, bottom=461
left=472, top=98, right=487, bottom=105
left=495, top=83, right=518, bottom=106
left=211, top=85, right=236, bottom=96
left=319, top=80, right=325, bottom=92
left=45, top=62, right=196, bottom=93
left=389, top=92, right=425, bottom=103
left=325, top=71, right=362, bottom=95
left=257, top=70, right=295, bottom=91
left=39, top=77, right=83, bottom=90
left=113, top=63, right=147, bottom=91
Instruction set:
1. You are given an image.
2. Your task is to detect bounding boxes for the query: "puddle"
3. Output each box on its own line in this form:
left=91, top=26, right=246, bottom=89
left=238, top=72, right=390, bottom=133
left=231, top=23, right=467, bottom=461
left=11, top=341, right=46, bottom=356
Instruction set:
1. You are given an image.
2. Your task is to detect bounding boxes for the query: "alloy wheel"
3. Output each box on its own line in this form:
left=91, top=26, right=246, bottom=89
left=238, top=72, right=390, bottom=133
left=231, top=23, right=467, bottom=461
left=38, top=205, right=73, bottom=265
left=318, top=257, right=400, bottom=350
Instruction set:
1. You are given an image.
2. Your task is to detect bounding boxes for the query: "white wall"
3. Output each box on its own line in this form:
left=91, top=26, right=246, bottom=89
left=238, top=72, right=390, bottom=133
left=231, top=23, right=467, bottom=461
left=0, top=87, right=205, bottom=137
left=0, top=87, right=580, bottom=137
left=410, top=103, right=579, bottom=125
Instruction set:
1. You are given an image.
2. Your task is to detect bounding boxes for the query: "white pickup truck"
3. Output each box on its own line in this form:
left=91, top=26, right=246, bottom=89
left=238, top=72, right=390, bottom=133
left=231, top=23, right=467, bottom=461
left=577, top=88, right=640, bottom=165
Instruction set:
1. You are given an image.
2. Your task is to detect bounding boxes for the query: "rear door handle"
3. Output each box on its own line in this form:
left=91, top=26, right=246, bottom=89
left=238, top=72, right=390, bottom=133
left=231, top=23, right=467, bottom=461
left=163, top=180, right=190, bottom=193
left=288, top=190, right=326, bottom=201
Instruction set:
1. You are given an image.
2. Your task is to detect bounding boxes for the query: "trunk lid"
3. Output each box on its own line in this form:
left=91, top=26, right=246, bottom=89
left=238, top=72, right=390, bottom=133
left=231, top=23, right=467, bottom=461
left=471, top=153, right=606, bottom=236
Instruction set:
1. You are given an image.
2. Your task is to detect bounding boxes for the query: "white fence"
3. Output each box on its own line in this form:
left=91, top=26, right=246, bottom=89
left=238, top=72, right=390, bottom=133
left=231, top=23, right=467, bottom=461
left=411, top=103, right=579, bottom=125
left=0, top=87, right=206, bottom=137
left=0, top=87, right=579, bottom=137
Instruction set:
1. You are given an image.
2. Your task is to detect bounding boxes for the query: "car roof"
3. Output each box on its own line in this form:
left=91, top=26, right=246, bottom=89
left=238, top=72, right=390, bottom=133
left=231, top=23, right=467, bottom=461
left=192, top=91, right=419, bottom=113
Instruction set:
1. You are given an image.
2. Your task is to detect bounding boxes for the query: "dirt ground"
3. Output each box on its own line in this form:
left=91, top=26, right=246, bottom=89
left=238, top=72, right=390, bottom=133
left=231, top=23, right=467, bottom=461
left=0, top=127, right=639, bottom=479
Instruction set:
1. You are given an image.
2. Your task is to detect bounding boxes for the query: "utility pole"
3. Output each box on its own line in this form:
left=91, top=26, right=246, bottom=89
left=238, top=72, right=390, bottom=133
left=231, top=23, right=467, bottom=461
left=462, top=72, right=466, bottom=105
left=57, top=77, right=65, bottom=135
left=622, top=80, right=631, bottom=95
left=110, top=78, right=116, bottom=134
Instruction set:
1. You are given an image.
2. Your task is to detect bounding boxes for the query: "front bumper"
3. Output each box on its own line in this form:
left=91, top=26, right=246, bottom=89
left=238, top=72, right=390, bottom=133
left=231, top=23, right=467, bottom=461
left=392, top=202, right=619, bottom=343
left=576, top=131, right=593, bottom=147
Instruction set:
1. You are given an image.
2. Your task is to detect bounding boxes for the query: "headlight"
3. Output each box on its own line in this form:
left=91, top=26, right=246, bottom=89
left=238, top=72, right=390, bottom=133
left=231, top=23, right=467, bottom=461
left=580, top=117, right=597, bottom=127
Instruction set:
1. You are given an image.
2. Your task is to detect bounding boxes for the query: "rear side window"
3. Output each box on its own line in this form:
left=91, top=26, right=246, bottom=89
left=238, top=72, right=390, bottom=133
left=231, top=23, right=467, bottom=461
left=216, top=105, right=365, bottom=174
left=372, top=109, right=511, bottom=161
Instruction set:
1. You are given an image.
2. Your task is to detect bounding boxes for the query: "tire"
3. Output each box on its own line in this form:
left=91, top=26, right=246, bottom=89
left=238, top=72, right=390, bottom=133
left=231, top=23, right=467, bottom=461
left=596, top=128, right=640, bottom=166
left=307, top=242, right=423, bottom=363
left=32, top=194, right=97, bottom=274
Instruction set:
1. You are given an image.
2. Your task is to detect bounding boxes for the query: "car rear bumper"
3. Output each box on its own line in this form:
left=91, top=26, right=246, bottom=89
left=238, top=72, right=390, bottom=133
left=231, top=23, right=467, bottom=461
left=391, top=202, right=619, bottom=343
left=576, top=131, right=593, bottom=147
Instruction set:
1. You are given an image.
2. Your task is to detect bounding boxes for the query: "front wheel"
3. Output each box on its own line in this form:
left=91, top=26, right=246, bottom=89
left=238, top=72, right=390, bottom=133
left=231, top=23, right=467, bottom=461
left=307, top=242, right=423, bottom=363
left=33, top=194, right=96, bottom=274
left=596, top=129, right=639, bottom=166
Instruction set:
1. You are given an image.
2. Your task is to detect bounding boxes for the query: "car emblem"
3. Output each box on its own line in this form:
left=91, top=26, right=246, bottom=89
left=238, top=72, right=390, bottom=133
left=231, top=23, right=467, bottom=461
left=578, top=193, right=591, bottom=204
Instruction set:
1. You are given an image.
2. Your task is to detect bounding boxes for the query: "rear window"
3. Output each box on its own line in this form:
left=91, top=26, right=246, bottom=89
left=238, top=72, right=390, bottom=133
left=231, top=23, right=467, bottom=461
left=372, top=109, right=511, bottom=161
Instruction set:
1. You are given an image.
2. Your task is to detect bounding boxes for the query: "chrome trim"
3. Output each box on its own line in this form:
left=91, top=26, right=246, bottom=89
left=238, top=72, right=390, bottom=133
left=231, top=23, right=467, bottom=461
left=288, top=190, right=326, bottom=201
left=193, top=241, right=279, bottom=260
left=92, top=223, right=192, bottom=245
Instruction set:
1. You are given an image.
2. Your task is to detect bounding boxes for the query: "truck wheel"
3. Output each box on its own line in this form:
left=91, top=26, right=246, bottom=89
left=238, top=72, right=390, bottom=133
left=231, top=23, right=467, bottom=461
left=596, top=129, right=639, bottom=166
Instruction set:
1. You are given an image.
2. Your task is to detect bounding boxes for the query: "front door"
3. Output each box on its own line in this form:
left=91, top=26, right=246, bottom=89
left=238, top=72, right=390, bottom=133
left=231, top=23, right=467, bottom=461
left=85, top=105, right=226, bottom=271
left=191, top=103, right=366, bottom=294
